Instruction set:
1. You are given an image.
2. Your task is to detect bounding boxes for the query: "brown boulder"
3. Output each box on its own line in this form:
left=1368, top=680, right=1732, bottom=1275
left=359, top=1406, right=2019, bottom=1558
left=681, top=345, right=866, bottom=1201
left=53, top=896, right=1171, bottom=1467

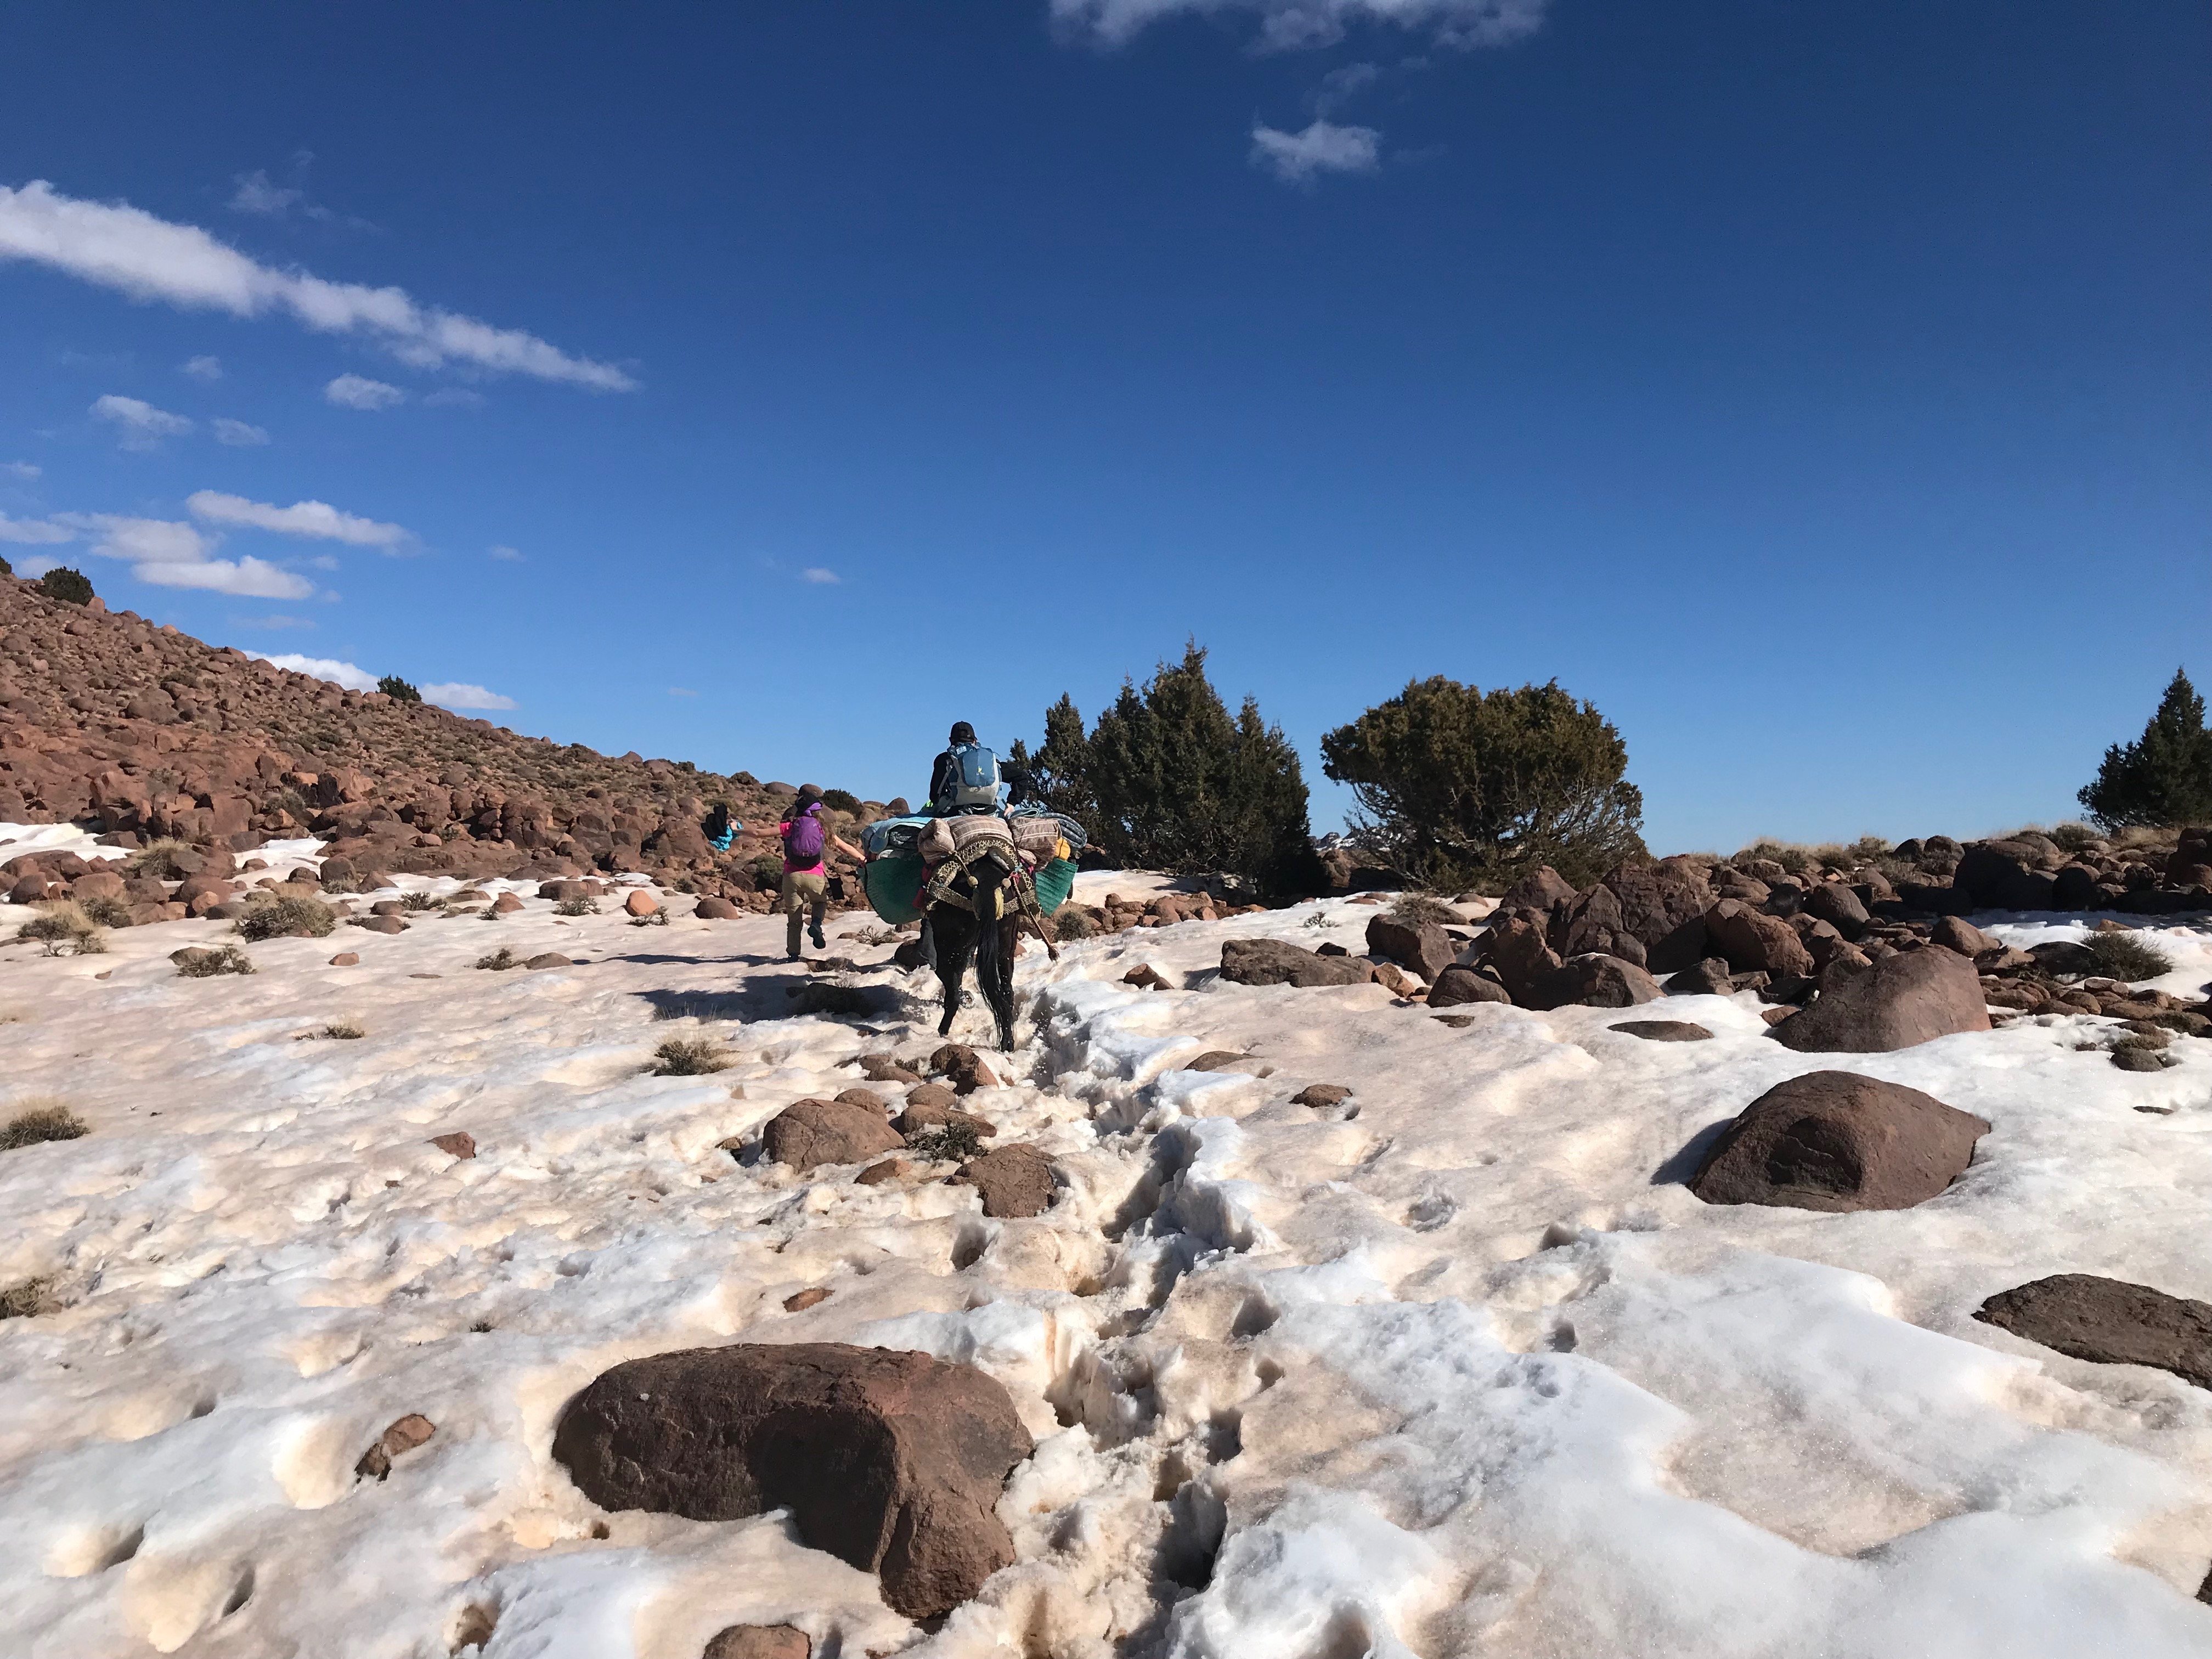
left=551, top=1342, right=1032, bottom=1619
left=1688, top=1071, right=1988, bottom=1212
left=928, top=1043, right=1000, bottom=1093
left=1291, top=1084, right=1352, bottom=1109
left=1611, top=1019, right=1713, bottom=1042
left=1498, top=865, right=1577, bottom=915
left=955, top=1142, right=1056, bottom=1217
left=1482, top=915, right=1564, bottom=1003
left=858, top=1052, right=924, bottom=1085
left=896, top=1090, right=996, bottom=1140
left=695, top=896, right=742, bottom=920
left=1218, top=936, right=1375, bottom=988
left=764, top=1098, right=904, bottom=1173
left=1769, top=947, right=1992, bottom=1053
left=624, top=889, right=660, bottom=917
left=1524, top=953, right=1662, bottom=1011
left=1599, top=859, right=1714, bottom=972
left=429, top=1132, right=477, bottom=1159
left=1929, top=915, right=1998, bottom=957
left=1801, top=881, right=1871, bottom=939
left=1426, top=964, right=1510, bottom=1007
left=1974, top=1274, right=2212, bottom=1390
left=524, top=952, right=574, bottom=970
left=1705, top=900, right=1815, bottom=979
left=1364, top=915, right=1456, bottom=983
left=354, top=1413, right=436, bottom=1481
left=704, top=1626, right=810, bottom=1659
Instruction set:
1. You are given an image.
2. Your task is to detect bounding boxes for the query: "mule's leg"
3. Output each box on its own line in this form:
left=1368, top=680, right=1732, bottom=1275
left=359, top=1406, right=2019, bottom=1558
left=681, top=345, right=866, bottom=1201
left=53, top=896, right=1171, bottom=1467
left=933, top=907, right=977, bottom=1037
left=992, top=916, right=1019, bottom=1049
left=975, top=911, right=1017, bottom=1051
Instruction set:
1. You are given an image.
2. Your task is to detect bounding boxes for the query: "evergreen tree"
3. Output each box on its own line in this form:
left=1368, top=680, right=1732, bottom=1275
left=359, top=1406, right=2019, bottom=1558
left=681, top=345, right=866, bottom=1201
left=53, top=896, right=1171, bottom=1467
left=37, top=566, right=93, bottom=606
left=1321, top=676, right=1647, bottom=890
left=377, top=675, right=423, bottom=704
left=1026, top=644, right=1319, bottom=893
left=2078, top=669, right=2212, bottom=828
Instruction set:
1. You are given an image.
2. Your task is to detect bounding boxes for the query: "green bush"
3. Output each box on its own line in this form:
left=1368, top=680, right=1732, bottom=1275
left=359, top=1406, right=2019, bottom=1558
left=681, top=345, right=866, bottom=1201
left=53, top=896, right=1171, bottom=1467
left=1321, top=676, right=1647, bottom=891
left=77, top=893, right=134, bottom=929
left=399, top=892, right=441, bottom=912
left=475, top=947, right=519, bottom=971
left=1052, top=905, right=1098, bottom=940
left=0, top=554, right=12, bottom=578
left=821, top=788, right=862, bottom=816
left=176, top=944, right=256, bottom=977
left=2079, top=669, right=2212, bottom=830
left=905, top=1122, right=983, bottom=1163
left=234, top=895, right=336, bottom=940
left=1387, top=894, right=1461, bottom=928
left=1019, top=643, right=1321, bottom=895
left=378, top=675, right=424, bottom=704
left=554, top=896, right=598, bottom=916
left=2085, top=931, right=2175, bottom=983
left=38, top=566, right=93, bottom=606
left=15, top=903, right=104, bottom=956
left=1, top=1103, right=87, bottom=1150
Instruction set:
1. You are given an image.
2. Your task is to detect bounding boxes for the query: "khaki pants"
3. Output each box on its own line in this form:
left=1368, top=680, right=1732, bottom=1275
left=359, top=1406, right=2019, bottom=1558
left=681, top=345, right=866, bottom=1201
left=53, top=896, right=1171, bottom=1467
left=780, top=871, right=827, bottom=956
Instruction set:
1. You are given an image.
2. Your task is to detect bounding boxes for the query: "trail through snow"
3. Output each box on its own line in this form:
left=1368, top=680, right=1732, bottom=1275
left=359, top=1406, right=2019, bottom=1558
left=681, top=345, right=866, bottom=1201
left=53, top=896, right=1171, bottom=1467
left=2, top=868, right=2209, bottom=1657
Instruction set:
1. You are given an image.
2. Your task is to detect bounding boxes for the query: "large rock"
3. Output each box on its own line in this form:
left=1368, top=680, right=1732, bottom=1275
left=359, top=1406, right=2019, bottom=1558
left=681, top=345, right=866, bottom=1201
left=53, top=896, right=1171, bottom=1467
left=1426, top=964, right=1510, bottom=1008
left=955, top=1143, right=1056, bottom=1217
left=1599, top=859, right=1713, bottom=972
left=1364, top=915, right=1455, bottom=983
left=763, top=1099, right=904, bottom=1173
left=1929, top=915, right=1998, bottom=957
left=1218, top=937, right=1375, bottom=989
left=1688, top=1071, right=1989, bottom=1212
left=1525, top=953, right=1662, bottom=1011
left=1768, top=947, right=1992, bottom=1053
left=1975, top=1274, right=2211, bottom=1390
left=1704, top=900, right=1815, bottom=979
left=551, top=1343, right=1032, bottom=1618
left=704, top=1628, right=810, bottom=1659
left=1801, top=881, right=1870, bottom=939
left=1482, top=915, right=1564, bottom=1003
left=1953, top=840, right=2058, bottom=910
left=1498, top=865, right=1576, bottom=915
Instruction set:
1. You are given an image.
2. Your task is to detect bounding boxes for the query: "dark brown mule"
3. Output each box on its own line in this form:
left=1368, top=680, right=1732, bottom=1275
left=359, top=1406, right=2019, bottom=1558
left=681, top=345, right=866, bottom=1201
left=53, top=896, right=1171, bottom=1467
left=925, top=861, right=1020, bottom=1051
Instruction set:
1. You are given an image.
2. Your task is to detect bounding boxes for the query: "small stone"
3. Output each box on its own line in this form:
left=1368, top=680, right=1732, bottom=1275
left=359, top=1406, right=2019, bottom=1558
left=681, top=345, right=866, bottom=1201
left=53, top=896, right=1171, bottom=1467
left=524, top=952, right=573, bottom=970
left=1976, top=1273, right=2212, bottom=1391
left=329, top=951, right=360, bottom=966
left=703, top=1624, right=811, bottom=1659
left=492, top=891, right=524, bottom=915
left=857, top=1052, right=923, bottom=1084
left=354, top=1412, right=436, bottom=1481
left=353, top=915, right=407, bottom=935
left=430, top=1132, right=477, bottom=1159
left=624, top=890, right=660, bottom=917
left=854, top=1156, right=915, bottom=1186
left=1124, top=963, right=1169, bottom=989
left=695, top=896, right=742, bottom=920
left=783, top=1287, right=832, bottom=1312
left=955, top=1142, right=1056, bottom=1217
left=1610, top=1020, right=1714, bottom=1042
left=1291, top=1084, right=1352, bottom=1109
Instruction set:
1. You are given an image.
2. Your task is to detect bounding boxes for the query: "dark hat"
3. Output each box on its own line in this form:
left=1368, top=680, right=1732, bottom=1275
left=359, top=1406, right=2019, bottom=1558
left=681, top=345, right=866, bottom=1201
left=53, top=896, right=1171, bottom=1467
left=797, top=783, right=824, bottom=803
left=949, top=721, right=977, bottom=744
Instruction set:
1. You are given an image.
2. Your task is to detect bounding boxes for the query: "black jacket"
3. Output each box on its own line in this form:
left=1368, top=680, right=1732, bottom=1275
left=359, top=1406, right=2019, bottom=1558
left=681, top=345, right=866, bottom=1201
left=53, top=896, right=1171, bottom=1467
left=929, top=748, right=1032, bottom=814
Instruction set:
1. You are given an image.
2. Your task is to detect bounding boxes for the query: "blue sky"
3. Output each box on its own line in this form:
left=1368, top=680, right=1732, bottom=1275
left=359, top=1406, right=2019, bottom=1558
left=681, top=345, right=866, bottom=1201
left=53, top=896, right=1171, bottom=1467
left=2, top=2, right=2205, bottom=851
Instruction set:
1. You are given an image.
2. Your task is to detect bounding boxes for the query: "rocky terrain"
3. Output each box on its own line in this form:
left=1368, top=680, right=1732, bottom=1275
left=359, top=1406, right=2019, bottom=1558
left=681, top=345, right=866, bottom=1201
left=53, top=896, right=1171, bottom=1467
left=0, top=573, right=868, bottom=909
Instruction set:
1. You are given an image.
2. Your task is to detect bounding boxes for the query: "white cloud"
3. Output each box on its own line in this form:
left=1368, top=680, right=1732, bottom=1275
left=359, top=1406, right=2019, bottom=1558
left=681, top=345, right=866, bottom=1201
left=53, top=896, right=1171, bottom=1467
left=1250, top=119, right=1382, bottom=181
left=424, top=682, right=516, bottom=712
left=0, top=511, right=73, bottom=544
left=187, top=489, right=408, bottom=548
left=228, top=170, right=305, bottom=217
left=668, top=687, right=698, bottom=697
left=0, top=180, right=636, bottom=390
left=212, top=417, right=269, bottom=446
left=137, top=555, right=316, bottom=599
left=57, top=512, right=212, bottom=563
left=2, top=460, right=40, bottom=479
left=801, top=567, right=842, bottom=584
left=92, top=393, right=194, bottom=448
left=1052, top=0, right=1547, bottom=50
left=182, top=354, right=223, bottom=380
left=12, top=554, right=65, bottom=579
left=324, top=373, right=405, bottom=410
left=256, top=652, right=378, bottom=692
left=488, top=544, right=523, bottom=562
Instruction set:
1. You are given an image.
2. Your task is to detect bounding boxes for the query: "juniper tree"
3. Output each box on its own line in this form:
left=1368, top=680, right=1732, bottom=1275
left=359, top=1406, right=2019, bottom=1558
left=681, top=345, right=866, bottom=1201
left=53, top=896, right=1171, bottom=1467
left=2079, top=669, right=2212, bottom=829
left=1320, top=676, right=1646, bottom=891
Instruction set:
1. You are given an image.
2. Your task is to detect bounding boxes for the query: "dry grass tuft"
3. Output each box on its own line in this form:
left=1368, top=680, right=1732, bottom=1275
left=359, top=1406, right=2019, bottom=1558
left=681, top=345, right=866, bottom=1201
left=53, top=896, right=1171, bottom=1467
left=2085, top=932, right=2175, bottom=983
left=650, top=1037, right=730, bottom=1076
left=1, top=1102, right=89, bottom=1151
left=15, top=901, right=105, bottom=956
left=234, top=894, right=336, bottom=941
left=0, top=1276, right=57, bottom=1319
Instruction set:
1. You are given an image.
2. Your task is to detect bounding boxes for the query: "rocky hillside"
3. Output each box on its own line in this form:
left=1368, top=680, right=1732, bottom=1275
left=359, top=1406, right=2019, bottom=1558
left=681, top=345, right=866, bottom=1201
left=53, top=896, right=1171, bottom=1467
left=0, top=573, right=866, bottom=906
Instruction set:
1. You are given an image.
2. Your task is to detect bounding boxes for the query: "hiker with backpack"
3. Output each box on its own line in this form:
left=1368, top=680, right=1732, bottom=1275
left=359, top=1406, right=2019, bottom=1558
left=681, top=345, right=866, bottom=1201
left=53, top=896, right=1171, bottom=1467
left=928, top=721, right=1034, bottom=817
left=778, top=785, right=865, bottom=960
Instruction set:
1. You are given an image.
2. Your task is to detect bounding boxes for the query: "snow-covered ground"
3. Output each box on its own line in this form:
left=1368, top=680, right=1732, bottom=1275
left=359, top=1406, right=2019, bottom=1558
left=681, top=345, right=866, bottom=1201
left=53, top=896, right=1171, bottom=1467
left=2, top=870, right=2210, bottom=1657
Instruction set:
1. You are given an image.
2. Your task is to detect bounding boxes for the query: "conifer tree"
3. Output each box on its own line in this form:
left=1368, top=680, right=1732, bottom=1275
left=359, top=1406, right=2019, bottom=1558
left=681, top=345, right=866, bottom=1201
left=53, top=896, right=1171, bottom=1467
left=2078, top=669, right=2212, bottom=829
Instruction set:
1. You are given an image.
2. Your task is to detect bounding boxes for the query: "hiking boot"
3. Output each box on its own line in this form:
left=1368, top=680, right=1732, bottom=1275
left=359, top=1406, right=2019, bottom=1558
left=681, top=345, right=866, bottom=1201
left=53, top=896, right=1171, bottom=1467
left=809, top=926, right=827, bottom=950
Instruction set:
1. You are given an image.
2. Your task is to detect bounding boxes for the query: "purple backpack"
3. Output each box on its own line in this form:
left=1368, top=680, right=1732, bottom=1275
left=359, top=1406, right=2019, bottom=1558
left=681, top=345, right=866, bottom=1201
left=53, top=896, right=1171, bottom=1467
left=784, top=805, right=826, bottom=864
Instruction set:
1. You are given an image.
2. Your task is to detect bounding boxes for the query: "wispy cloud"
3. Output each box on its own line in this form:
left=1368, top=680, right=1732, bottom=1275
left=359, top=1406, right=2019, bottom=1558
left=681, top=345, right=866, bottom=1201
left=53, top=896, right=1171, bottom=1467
left=422, top=387, right=485, bottom=409
left=92, top=393, right=193, bottom=449
left=0, top=179, right=636, bottom=390
left=668, top=687, right=699, bottom=697
left=257, top=652, right=377, bottom=692
left=187, top=489, right=408, bottom=549
left=488, top=544, right=524, bottom=562
left=182, top=354, right=222, bottom=380
left=424, top=681, right=516, bottom=712
left=1250, top=119, right=1381, bottom=182
left=0, top=511, right=73, bottom=544
left=47, top=510, right=320, bottom=599
left=2, top=460, right=43, bottom=482
left=802, top=567, right=842, bottom=585
left=136, top=555, right=315, bottom=597
left=1052, top=0, right=1548, bottom=51
left=228, top=170, right=307, bottom=218
left=324, top=373, right=404, bottom=410
left=212, top=417, right=269, bottom=447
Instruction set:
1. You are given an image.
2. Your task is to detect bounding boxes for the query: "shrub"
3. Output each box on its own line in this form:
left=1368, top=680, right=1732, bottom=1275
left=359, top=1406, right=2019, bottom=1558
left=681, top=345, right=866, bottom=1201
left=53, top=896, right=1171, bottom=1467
left=1, top=1103, right=88, bottom=1150
left=2085, top=931, right=2175, bottom=983
left=475, top=947, right=520, bottom=971
left=38, top=566, right=94, bottom=606
left=321, top=1022, right=365, bottom=1040
left=235, top=895, right=336, bottom=940
left=821, top=788, right=862, bottom=815
left=1022, top=643, right=1321, bottom=895
left=16, top=902, right=105, bottom=956
left=630, top=909, right=669, bottom=927
left=2049, top=821, right=2103, bottom=854
left=399, top=893, right=440, bottom=913
left=1387, top=894, right=1461, bottom=928
left=650, top=1036, right=730, bottom=1076
left=77, top=893, right=134, bottom=929
left=378, top=675, right=424, bottom=704
left=554, top=897, right=598, bottom=916
left=129, top=839, right=199, bottom=880
left=0, top=1276, right=55, bottom=1319
left=1322, top=676, right=1647, bottom=891
left=1302, top=910, right=1335, bottom=930
left=0, top=553, right=10, bottom=577
left=1052, top=905, right=1098, bottom=940
left=750, top=853, right=787, bottom=887
left=2079, top=669, right=2212, bottom=830
left=175, top=944, right=256, bottom=977
left=905, top=1122, right=983, bottom=1163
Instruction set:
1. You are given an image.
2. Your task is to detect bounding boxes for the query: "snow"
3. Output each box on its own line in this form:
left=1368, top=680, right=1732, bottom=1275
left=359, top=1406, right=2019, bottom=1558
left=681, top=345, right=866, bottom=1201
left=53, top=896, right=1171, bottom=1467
left=2, top=878, right=2209, bottom=1657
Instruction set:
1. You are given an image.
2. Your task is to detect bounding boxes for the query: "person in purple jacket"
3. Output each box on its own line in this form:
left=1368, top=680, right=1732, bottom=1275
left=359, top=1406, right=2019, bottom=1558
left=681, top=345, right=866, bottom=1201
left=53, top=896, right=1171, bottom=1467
left=777, top=785, right=864, bottom=960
